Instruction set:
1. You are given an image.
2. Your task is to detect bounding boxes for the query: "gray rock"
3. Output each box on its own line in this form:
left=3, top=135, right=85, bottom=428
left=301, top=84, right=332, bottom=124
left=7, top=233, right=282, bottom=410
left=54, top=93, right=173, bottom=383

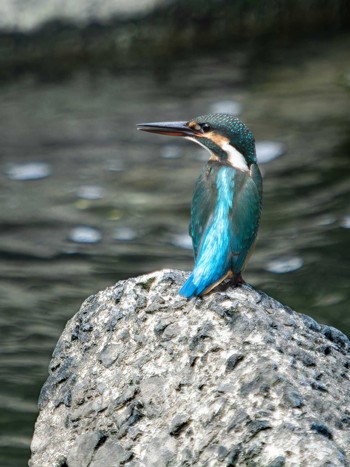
left=30, top=269, right=350, bottom=466
left=66, top=432, right=101, bottom=467
left=169, top=414, right=191, bottom=436
left=90, top=437, right=132, bottom=467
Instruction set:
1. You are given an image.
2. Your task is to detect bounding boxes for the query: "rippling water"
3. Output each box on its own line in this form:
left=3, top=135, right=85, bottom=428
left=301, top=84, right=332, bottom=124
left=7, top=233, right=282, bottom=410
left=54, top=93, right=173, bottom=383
left=0, top=34, right=349, bottom=465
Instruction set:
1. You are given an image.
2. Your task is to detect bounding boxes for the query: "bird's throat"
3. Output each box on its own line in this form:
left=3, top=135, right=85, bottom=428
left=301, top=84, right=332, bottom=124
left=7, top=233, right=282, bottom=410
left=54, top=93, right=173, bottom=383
left=186, top=135, right=249, bottom=172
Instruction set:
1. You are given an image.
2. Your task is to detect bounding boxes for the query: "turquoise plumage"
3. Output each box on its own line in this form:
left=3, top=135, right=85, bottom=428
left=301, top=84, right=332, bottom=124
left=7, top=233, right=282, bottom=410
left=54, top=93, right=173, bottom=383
left=180, top=161, right=261, bottom=298
left=137, top=113, right=262, bottom=298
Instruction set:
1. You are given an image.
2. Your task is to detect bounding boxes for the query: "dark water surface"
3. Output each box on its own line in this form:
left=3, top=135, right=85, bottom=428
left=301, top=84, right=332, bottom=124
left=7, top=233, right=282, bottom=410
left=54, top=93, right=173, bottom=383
left=0, top=34, right=350, bottom=465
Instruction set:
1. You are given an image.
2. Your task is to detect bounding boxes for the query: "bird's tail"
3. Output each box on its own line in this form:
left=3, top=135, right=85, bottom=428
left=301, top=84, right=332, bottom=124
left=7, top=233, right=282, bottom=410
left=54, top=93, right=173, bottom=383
left=179, top=269, right=233, bottom=299
left=179, top=273, right=203, bottom=299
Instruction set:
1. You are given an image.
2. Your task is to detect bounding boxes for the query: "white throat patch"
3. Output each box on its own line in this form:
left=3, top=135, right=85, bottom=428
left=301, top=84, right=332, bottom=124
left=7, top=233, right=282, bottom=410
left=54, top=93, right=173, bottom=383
left=222, top=142, right=249, bottom=172
left=186, top=136, right=249, bottom=172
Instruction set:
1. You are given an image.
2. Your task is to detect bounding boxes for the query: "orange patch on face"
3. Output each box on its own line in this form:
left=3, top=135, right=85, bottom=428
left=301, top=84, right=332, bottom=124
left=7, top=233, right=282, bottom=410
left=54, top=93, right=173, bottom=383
left=188, top=121, right=201, bottom=131
left=199, top=132, right=230, bottom=147
left=197, top=131, right=229, bottom=161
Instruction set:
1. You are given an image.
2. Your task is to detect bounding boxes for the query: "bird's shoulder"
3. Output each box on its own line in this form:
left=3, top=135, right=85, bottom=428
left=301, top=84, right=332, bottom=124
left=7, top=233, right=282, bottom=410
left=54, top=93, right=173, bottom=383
left=200, top=160, right=236, bottom=184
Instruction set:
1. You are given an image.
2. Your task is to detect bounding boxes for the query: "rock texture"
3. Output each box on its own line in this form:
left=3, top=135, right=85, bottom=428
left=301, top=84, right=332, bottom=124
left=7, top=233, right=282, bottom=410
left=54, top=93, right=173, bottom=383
left=30, top=269, right=350, bottom=467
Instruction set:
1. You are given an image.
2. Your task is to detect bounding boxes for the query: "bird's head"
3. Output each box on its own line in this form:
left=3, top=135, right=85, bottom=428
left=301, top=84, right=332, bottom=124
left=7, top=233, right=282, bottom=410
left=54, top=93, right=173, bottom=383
left=137, top=113, right=256, bottom=171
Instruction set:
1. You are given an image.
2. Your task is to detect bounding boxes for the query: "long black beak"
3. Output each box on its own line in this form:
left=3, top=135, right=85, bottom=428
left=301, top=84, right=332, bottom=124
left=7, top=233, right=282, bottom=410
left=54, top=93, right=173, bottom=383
left=137, top=121, right=198, bottom=137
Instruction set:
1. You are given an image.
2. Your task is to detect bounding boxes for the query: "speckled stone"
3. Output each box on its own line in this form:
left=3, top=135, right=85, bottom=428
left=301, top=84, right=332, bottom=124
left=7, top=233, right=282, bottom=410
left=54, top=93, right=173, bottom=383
left=30, top=269, right=350, bottom=467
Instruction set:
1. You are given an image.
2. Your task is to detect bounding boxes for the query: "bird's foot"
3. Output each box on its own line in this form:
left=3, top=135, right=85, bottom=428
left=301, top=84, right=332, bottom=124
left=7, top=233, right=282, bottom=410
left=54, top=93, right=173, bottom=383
left=212, top=272, right=244, bottom=294
left=232, top=273, right=245, bottom=286
left=199, top=272, right=245, bottom=297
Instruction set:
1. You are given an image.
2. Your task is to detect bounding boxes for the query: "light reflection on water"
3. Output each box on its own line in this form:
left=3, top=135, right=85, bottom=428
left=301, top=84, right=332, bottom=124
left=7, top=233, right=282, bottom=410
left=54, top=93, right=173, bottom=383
left=0, top=35, right=349, bottom=465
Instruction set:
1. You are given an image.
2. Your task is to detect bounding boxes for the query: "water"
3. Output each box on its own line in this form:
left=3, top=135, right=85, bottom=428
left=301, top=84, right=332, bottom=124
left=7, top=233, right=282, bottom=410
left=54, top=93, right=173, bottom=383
left=0, top=34, right=350, bottom=466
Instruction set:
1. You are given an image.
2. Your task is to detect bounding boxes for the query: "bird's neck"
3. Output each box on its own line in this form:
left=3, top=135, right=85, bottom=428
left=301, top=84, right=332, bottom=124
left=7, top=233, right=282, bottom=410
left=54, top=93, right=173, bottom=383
left=210, top=143, right=249, bottom=172
left=187, top=135, right=252, bottom=172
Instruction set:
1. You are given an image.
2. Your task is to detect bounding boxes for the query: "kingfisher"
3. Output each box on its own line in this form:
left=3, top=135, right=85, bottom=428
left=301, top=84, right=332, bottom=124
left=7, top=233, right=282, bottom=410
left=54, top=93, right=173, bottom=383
left=137, top=113, right=262, bottom=299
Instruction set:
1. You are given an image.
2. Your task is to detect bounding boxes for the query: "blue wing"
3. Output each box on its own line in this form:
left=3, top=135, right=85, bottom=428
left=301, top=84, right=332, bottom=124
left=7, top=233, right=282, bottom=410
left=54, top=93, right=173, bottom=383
left=180, top=162, right=262, bottom=298
left=230, top=164, right=262, bottom=273
left=189, top=164, right=217, bottom=260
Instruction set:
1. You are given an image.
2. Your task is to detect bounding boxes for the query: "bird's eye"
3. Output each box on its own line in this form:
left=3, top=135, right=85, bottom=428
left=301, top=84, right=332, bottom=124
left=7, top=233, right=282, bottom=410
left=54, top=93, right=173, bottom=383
left=201, top=123, right=211, bottom=133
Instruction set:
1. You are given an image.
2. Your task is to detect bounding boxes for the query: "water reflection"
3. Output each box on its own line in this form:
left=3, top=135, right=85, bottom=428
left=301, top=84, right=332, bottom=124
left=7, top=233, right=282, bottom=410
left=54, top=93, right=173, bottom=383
left=209, top=100, right=242, bottom=116
left=170, top=233, right=193, bottom=250
left=113, top=227, right=138, bottom=241
left=69, top=226, right=102, bottom=244
left=266, top=256, right=304, bottom=274
left=256, top=141, right=286, bottom=164
left=340, top=215, right=350, bottom=229
left=77, top=185, right=106, bottom=200
left=5, top=162, right=52, bottom=181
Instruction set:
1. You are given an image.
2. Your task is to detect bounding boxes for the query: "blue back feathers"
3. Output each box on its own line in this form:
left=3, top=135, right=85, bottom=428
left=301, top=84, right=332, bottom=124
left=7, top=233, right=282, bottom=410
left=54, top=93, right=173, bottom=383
left=180, top=161, right=262, bottom=299
left=180, top=166, right=235, bottom=298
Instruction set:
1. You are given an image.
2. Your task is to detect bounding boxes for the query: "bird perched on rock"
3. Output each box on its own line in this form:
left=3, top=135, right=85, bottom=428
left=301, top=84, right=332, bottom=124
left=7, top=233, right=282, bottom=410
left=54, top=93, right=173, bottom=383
left=137, top=113, right=262, bottom=298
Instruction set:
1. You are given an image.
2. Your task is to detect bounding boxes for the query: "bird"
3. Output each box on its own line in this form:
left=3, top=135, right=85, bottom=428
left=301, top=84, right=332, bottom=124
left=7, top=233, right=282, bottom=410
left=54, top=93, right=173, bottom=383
left=137, top=113, right=262, bottom=299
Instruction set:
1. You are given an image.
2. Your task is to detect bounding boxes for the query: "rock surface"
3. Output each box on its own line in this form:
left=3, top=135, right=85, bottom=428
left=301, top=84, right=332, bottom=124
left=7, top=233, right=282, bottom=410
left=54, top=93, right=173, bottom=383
left=30, top=269, right=350, bottom=467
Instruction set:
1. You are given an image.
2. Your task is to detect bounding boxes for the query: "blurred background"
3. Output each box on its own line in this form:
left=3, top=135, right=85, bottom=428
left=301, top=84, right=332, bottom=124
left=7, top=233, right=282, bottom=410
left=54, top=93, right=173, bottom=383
left=0, top=0, right=349, bottom=465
